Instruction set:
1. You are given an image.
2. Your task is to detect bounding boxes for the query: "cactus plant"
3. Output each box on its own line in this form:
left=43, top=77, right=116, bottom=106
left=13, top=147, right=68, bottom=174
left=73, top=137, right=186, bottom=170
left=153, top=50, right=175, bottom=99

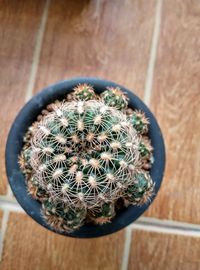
left=73, top=83, right=97, bottom=101
left=123, top=170, right=154, bottom=206
left=88, top=202, right=116, bottom=225
left=128, top=110, right=149, bottom=134
left=139, top=137, right=153, bottom=161
left=19, top=84, right=154, bottom=233
left=42, top=199, right=87, bottom=232
left=100, top=86, right=128, bottom=110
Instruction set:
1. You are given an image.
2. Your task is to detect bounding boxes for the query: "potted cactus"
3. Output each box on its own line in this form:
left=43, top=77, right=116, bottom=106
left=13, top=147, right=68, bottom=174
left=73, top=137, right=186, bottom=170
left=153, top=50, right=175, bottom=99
left=6, top=78, right=165, bottom=238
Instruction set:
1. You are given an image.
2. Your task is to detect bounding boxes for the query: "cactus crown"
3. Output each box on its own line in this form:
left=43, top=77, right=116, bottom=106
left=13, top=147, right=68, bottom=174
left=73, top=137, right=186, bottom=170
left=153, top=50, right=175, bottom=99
left=19, top=84, right=154, bottom=233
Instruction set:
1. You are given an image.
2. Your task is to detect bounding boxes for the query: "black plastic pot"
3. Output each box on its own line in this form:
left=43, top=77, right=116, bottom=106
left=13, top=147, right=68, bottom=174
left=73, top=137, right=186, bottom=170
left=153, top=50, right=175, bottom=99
left=6, top=77, right=165, bottom=238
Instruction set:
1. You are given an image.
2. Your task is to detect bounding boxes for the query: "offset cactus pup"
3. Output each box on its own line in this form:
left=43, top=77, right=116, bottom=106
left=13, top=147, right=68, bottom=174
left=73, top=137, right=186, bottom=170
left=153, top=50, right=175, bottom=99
left=6, top=78, right=165, bottom=238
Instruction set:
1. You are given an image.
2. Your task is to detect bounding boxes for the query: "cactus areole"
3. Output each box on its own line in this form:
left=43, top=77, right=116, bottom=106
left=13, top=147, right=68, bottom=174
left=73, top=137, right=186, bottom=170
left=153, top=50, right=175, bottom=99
left=6, top=78, right=165, bottom=238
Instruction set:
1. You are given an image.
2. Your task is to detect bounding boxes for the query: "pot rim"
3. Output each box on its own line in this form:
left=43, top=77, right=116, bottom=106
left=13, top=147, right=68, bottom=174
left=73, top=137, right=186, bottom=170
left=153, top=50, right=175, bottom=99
left=5, top=77, right=165, bottom=238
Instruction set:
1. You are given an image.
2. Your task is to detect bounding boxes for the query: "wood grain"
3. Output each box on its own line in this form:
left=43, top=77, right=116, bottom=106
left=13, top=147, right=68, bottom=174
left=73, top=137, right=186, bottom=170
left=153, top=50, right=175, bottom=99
left=0, top=210, right=3, bottom=229
left=0, top=212, right=124, bottom=270
left=33, top=0, right=156, bottom=98
left=145, top=0, right=200, bottom=223
left=0, top=1, right=45, bottom=194
left=129, top=230, right=200, bottom=270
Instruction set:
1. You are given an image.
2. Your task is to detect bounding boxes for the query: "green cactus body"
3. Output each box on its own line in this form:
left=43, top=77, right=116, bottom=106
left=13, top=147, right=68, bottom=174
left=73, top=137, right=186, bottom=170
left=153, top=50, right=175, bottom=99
left=27, top=175, right=49, bottom=201
left=20, top=148, right=32, bottom=171
left=128, top=110, right=149, bottom=134
left=19, top=84, right=154, bottom=233
left=139, top=137, right=153, bottom=160
left=73, top=83, right=97, bottom=101
left=101, top=87, right=129, bottom=110
left=124, top=171, right=154, bottom=205
left=28, top=100, right=140, bottom=212
left=42, top=200, right=86, bottom=232
left=89, top=202, right=115, bottom=224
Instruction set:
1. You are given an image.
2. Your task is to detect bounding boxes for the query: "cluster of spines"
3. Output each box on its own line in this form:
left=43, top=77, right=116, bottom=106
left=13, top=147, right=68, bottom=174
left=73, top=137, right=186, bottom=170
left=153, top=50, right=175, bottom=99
left=88, top=202, right=115, bottom=224
left=19, top=83, right=154, bottom=232
left=123, top=170, right=154, bottom=206
left=73, top=83, right=97, bottom=101
left=100, top=86, right=129, bottom=110
left=128, top=110, right=149, bottom=135
left=42, top=200, right=87, bottom=232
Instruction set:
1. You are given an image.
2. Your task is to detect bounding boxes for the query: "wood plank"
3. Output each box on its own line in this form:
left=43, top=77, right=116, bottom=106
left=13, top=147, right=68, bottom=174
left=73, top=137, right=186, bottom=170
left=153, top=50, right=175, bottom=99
left=145, top=0, right=200, bottom=223
left=1, top=212, right=124, bottom=270
left=0, top=1, right=46, bottom=194
left=129, top=230, right=200, bottom=270
left=0, top=210, right=3, bottom=251
left=33, top=0, right=156, bottom=98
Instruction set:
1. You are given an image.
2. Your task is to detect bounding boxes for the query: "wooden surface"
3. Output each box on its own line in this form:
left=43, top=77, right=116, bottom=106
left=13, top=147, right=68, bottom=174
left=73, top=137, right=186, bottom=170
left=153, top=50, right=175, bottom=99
left=33, top=0, right=156, bottom=98
left=0, top=0, right=200, bottom=269
left=0, top=210, right=2, bottom=229
left=0, top=0, right=45, bottom=194
left=145, top=0, right=200, bottom=223
left=129, top=230, right=200, bottom=270
left=1, top=212, right=124, bottom=270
